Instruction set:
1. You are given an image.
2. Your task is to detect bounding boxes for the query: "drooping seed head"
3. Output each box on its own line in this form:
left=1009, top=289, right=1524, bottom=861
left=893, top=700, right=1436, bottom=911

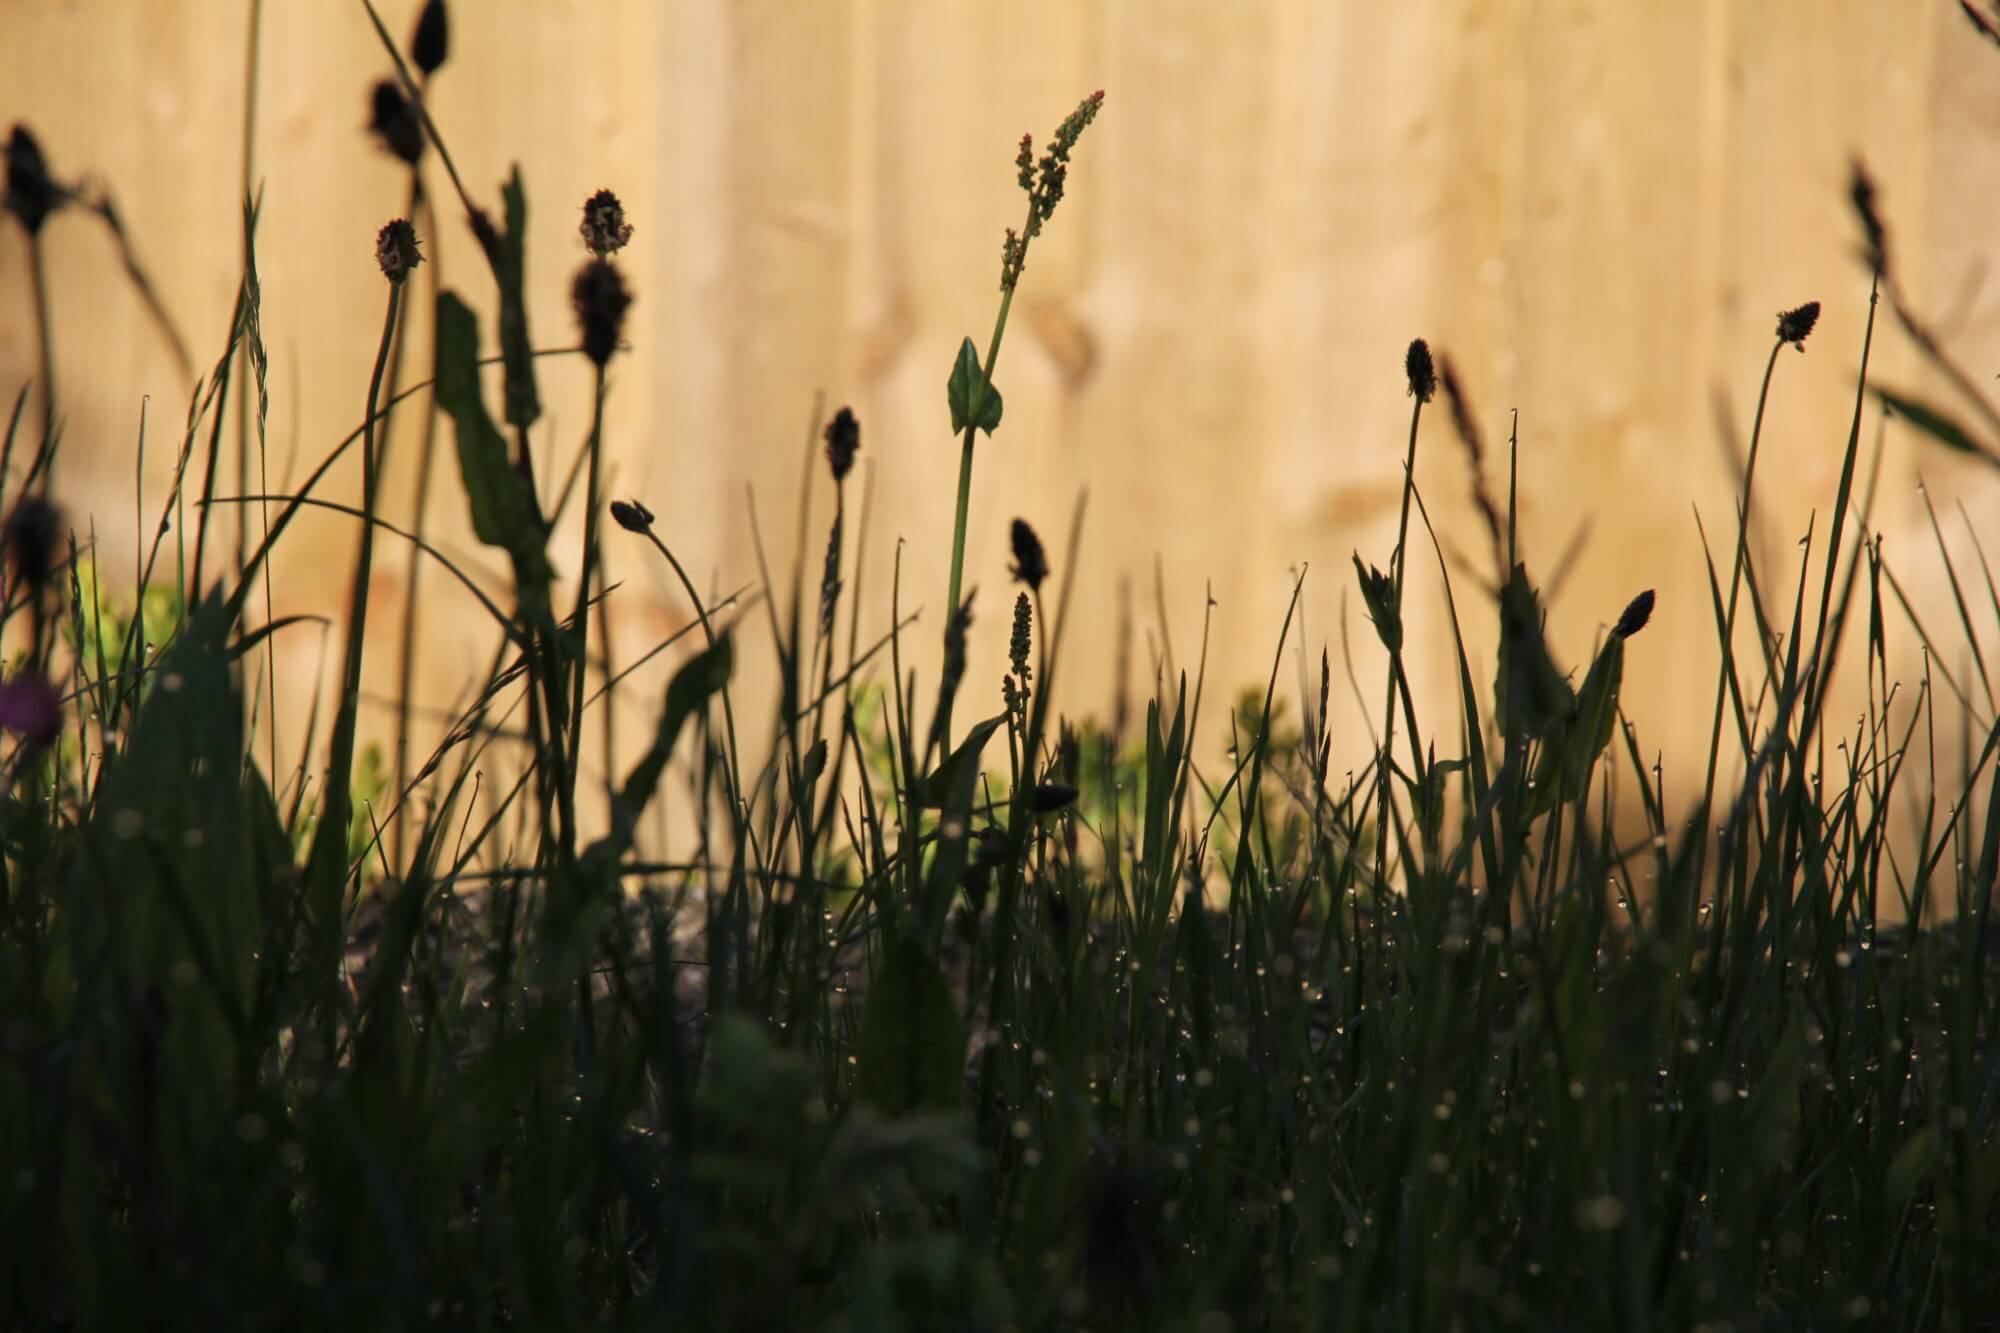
left=375, top=218, right=423, bottom=284
left=1010, top=518, right=1048, bottom=592
left=609, top=498, right=655, bottom=533
left=572, top=258, right=632, bottom=367
left=824, top=406, right=860, bottom=482
left=580, top=188, right=633, bottom=258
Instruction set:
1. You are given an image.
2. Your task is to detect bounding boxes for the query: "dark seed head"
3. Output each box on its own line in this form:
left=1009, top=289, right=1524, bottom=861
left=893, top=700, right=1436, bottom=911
left=824, top=406, right=860, bottom=482
left=1405, top=338, right=1436, bottom=402
left=572, top=258, right=632, bottom=367
left=609, top=498, right=655, bottom=534
left=5, top=496, right=62, bottom=589
left=4, top=125, right=61, bottom=235
left=1776, top=301, right=1820, bottom=348
left=1010, top=518, right=1048, bottom=592
left=1613, top=588, right=1655, bottom=639
left=580, top=188, right=633, bottom=258
left=1029, top=782, right=1078, bottom=813
left=368, top=79, right=425, bottom=166
left=375, top=219, right=422, bottom=284
left=411, top=0, right=449, bottom=77
left=1009, top=592, right=1033, bottom=681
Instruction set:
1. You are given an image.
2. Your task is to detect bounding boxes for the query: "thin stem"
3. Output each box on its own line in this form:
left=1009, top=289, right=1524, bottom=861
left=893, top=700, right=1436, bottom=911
left=307, top=278, right=401, bottom=982
left=1695, top=337, right=1785, bottom=898
left=568, top=364, right=608, bottom=794
left=29, top=234, right=56, bottom=477
left=642, top=528, right=745, bottom=816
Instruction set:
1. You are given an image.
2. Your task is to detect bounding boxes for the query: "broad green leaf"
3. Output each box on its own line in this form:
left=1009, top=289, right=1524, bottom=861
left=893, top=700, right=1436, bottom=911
left=1874, top=386, right=1998, bottom=466
left=946, top=336, right=1003, bottom=436
left=856, top=935, right=966, bottom=1115
left=923, top=714, right=1004, bottom=900
left=435, top=290, right=551, bottom=586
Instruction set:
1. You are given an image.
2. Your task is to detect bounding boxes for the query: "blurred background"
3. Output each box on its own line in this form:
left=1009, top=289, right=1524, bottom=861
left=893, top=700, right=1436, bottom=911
left=5, top=0, right=2000, bottom=806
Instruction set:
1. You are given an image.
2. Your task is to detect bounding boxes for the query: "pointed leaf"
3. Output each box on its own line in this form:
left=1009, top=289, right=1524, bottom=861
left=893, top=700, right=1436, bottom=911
left=1874, top=386, right=1998, bottom=466
left=1495, top=564, right=1573, bottom=742
left=946, top=336, right=1003, bottom=437
left=1352, top=554, right=1402, bottom=653
left=585, top=633, right=734, bottom=869
left=498, top=167, right=540, bottom=429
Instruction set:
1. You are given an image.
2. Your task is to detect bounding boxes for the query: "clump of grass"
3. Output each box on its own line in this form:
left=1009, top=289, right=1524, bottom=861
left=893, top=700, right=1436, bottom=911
left=0, top=11, right=1997, bottom=1330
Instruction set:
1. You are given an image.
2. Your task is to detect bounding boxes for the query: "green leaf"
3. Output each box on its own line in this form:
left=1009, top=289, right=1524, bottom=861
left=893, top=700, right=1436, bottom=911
left=946, top=336, right=1003, bottom=437
left=1526, top=634, right=1625, bottom=817
left=498, top=167, right=540, bottom=429
left=435, top=290, right=551, bottom=587
left=585, top=633, right=734, bottom=870
left=856, top=935, right=966, bottom=1115
left=1874, top=386, right=1998, bottom=465
left=922, top=715, right=1004, bottom=902
left=1352, top=555, right=1402, bottom=654
left=1495, top=564, right=1574, bottom=742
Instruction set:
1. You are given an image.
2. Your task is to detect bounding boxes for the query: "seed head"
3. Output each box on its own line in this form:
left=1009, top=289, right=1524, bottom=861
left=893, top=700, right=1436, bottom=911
left=411, top=0, right=450, bottom=77
left=1009, top=591, right=1033, bottom=682
left=818, top=510, right=844, bottom=640
left=609, top=498, right=655, bottom=533
left=824, top=406, right=860, bottom=482
left=1010, top=518, right=1048, bottom=591
left=1613, top=589, right=1655, bottom=640
left=1405, top=338, right=1436, bottom=402
left=375, top=218, right=423, bottom=284
left=572, top=258, right=632, bottom=367
left=1029, top=782, right=1078, bottom=812
left=368, top=79, right=425, bottom=166
left=4, top=125, right=61, bottom=235
left=1776, top=301, right=1820, bottom=350
left=580, top=188, right=633, bottom=257
left=5, top=496, right=62, bottom=589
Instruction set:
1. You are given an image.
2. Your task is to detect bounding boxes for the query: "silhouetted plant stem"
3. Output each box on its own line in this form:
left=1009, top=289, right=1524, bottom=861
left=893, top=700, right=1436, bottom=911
left=28, top=234, right=56, bottom=475
left=637, top=524, right=745, bottom=811
left=305, top=269, right=402, bottom=1031
left=392, top=186, right=442, bottom=869
left=943, top=280, right=1018, bottom=639
left=567, top=363, right=607, bottom=793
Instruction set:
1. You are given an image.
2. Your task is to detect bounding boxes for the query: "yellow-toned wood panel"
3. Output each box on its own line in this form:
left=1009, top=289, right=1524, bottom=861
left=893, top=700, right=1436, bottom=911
left=4, top=0, right=1997, bottom=809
